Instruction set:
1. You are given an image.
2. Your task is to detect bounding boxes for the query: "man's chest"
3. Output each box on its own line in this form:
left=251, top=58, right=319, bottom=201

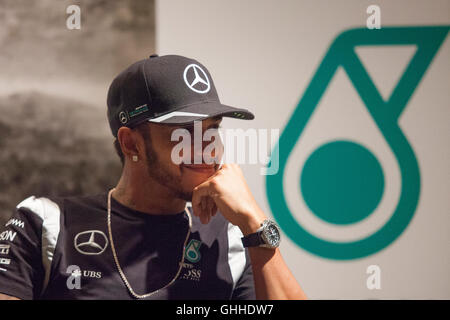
left=41, top=226, right=233, bottom=300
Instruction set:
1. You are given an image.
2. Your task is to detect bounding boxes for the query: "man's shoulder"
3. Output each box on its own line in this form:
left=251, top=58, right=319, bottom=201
left=59, top=192, right=108, bottom=211
left=14, top=192, right=107, bottom=221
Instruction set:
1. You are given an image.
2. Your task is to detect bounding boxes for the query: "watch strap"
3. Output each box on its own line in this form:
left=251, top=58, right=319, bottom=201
left=241, top=231, right=263, bottom=247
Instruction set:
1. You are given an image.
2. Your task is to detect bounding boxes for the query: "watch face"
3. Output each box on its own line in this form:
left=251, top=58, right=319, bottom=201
left=263, top=222, right=280, bottom=248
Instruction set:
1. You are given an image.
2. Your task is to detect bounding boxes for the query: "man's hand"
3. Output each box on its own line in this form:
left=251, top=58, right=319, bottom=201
left=191, top=163, right=266, bottom=235
left=191, top=163, right=307, bottom=300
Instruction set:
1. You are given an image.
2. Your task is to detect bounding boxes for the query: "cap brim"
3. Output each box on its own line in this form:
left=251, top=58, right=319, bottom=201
left=148, top=101, right=254, bottom=124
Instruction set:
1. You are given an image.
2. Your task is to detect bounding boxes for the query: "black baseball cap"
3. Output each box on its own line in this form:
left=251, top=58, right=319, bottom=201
left=107, top=54, right=254, bottom=137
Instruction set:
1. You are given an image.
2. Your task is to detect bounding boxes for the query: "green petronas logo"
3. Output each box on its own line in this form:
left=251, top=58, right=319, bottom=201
left=185, top=239, right=202, bottom=263
left=266, top=26, right=449, bottom=260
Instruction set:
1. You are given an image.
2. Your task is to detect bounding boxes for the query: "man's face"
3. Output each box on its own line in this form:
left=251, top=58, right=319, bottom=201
left=142, top=117, right=223, bottom=201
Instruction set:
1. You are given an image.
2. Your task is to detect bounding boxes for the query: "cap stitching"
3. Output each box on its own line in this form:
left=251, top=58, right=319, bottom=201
left=141, top=59, right=153, bottom=106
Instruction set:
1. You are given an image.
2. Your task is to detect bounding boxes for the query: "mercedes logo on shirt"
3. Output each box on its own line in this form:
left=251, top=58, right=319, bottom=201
left=183, top=64, right=210, bottom=94
left=74, top=230, right=109, bottom=255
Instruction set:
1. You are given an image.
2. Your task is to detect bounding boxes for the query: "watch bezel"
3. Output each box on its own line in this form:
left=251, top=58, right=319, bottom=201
left=260, top=219, right=281, bottom=248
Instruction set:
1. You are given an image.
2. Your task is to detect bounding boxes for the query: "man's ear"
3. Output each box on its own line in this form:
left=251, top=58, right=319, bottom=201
left=117, top=127, right=140, bottom=160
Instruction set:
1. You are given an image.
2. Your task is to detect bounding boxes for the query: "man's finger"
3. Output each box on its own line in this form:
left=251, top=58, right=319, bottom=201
left=192, top=181, right=211, bottom=217
left=206, top=197, right=215, bottom=223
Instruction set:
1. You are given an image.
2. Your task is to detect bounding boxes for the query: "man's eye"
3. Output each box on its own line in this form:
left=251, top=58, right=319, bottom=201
left=173, top=127, right=194, bottom=134
left=209, top=125, right=221, bottom=131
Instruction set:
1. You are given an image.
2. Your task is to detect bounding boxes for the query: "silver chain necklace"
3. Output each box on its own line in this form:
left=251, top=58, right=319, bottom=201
left=107, top=188, right=192, bottom=299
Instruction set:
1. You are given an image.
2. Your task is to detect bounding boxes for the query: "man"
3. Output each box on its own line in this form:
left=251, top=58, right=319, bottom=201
left=0, top=54, right=306, bottom=300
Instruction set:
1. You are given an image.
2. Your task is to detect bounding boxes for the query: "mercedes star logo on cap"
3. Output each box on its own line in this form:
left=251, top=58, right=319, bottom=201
left=183, top=64, right=210, bottom=94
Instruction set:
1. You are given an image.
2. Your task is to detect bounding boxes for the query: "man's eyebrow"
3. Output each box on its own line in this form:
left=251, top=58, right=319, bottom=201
left=211, top=115, right=223, bottom=121
left=208, top=122, right=221, bottom=128
left=177, top=123, right=194, bottom=129
left=208, top=119, right=222, bottom=129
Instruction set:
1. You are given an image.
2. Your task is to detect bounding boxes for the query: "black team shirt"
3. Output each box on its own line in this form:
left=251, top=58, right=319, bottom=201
left=0, top=192, right=255, bottom=299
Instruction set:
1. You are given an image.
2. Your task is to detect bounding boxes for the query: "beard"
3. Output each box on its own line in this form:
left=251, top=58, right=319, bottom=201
left=143, top=141, right=194, bottom=201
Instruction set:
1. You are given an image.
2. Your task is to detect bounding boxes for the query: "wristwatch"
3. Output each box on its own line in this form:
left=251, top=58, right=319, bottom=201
left=241, top=219, right=281, bottom=249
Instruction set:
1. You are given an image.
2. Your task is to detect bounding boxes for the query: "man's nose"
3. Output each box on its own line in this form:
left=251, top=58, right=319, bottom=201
left=191, top=135, right=223, bottom=164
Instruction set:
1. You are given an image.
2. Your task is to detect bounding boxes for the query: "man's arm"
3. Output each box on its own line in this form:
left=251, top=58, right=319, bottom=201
left=192, top=164, right=307, bottom=300
left=0, top=197, right=48, bottom=300
left=0, top=293, right=20, bottom=300
left=247, top=247, right=306, bottom=299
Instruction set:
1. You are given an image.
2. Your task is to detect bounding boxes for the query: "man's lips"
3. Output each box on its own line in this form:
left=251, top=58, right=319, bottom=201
left=182, top=164, right=216, bottom=173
